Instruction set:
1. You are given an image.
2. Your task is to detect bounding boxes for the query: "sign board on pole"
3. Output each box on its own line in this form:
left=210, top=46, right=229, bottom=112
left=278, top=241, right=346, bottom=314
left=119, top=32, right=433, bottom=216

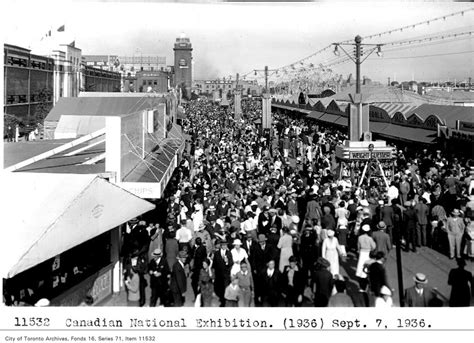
left=262, top=94, right=272, bottom=129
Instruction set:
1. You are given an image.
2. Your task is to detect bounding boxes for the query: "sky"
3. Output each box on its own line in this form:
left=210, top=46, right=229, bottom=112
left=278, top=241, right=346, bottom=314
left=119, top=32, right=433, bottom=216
left=1, top=0, right=473, bottom=83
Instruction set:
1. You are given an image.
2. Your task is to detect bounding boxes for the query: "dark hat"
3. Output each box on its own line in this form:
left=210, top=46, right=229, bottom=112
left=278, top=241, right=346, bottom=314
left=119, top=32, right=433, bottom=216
left=258, top=234, right=267, bottom=242
left=178, top=250, right=188, bottom=259
left=316, top=257, right=330, bottom=268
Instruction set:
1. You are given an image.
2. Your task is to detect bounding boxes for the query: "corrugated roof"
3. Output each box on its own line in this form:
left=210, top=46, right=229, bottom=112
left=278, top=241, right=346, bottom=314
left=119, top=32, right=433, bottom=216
left=45, top=96, right=166, bottom=122
left=424, top=89, right=474, bottom=102
left=374, top=103, right=419, bottom=118
left=329, top=85, right=446, bottom=105
left=405, top=104, right=474, bottom=128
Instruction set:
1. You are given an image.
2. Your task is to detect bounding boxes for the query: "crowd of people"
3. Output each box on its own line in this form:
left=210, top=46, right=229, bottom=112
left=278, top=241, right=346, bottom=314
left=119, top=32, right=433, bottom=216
left=121, top=97, right=474, bottom=308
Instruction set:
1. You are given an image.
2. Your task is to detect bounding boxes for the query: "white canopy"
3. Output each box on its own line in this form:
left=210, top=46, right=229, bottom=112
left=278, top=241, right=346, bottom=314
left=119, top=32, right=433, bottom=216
left=0, top=172, right=155, bottom=278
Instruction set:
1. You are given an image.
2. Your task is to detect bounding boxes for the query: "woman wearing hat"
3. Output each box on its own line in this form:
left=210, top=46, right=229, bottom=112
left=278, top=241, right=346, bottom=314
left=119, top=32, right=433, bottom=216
left=198, top=258, right=215, bottom=307
left=124, top=267, right=140, bottom=307
left=374, top=285, right=393, bottom=308
left=230, top=239, right=249, bottom=276
left=322, top=229, right=345, bottom=276
left=356, top=225, right=376, bottom=279
left=312, top=257, right=334, bottom=307
left=278, top=227, right=294, bottom=273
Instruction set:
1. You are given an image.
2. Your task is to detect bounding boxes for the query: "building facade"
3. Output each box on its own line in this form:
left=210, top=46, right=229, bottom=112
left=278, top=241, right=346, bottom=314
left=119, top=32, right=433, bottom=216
left=50, top=44, right=82, bottom=104
left=4, top=44, right=54, bottom=127
left=82, top=66, right=121, bottom=93
left=193, top=79, right=262, bottom=97
left=173, top=35, right=193, bottom=97
left=134, top=70, right=169, bottom=93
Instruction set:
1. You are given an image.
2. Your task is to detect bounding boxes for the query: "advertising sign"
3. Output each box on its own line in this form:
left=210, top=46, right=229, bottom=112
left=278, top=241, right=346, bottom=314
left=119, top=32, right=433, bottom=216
left=90, top=268, right=113, bottom=304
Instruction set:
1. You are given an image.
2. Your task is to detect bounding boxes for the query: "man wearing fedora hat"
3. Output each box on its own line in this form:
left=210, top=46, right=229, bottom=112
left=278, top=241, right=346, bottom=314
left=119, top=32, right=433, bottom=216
left=372, top=221, right=392, bottom=257
left=446, top=209, right=466, bottom=259
left=212, top=238, right=233, bottom=307
left=170, top=250, right=188, bottom=307
left=404, top=273, right=435, bottom=307
left=148, top=248, right=170, bottom=307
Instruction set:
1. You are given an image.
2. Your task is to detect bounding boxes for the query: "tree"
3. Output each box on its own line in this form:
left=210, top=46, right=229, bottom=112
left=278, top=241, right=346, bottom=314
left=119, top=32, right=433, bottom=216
left=180, top=82, right=189, bottom=100
left=4, top=114, right=23, bottom=139
left=35, top=87, right=53, bottom=124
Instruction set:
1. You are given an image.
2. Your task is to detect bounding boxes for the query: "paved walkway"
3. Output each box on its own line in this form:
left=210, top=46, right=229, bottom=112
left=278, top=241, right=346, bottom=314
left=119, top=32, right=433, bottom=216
left=101, top=247, right=473, bottom=307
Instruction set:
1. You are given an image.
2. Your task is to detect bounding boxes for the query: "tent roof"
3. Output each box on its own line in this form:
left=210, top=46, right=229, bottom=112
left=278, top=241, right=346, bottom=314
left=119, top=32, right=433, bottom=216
left=4, top=139, right=74, bottom=168
left=45, top=96, right=167, bottom=122
left=0, top=172, right=155, bottom=278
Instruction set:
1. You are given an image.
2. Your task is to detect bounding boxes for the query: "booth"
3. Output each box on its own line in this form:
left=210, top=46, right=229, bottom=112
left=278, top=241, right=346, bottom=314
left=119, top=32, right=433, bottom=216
left=1, top=172, right=155, bottom=306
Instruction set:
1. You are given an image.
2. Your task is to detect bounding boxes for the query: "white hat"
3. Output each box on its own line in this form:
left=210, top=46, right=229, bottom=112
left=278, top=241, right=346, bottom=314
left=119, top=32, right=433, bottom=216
left=291, top=215, right=300, bottom=224
left=361, top=224, right=371, bottom=232
left=233, top=239, right=242, bottom=246
left=35, top=298, right=50, bottom=307
left=251, top=201, right=258, bottom=206
left=380, top=285, right=392, bottom=296
left=360, top=199, right=369, bottom=207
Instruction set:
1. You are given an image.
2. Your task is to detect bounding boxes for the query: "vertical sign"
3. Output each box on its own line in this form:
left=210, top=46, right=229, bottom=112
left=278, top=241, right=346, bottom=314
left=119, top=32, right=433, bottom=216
left=262, top=94, right=272, bottom=129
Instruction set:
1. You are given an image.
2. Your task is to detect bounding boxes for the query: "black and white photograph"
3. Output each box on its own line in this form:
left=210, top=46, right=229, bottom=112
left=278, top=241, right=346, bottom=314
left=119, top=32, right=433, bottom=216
left=1, top=0, right=473, bottom=317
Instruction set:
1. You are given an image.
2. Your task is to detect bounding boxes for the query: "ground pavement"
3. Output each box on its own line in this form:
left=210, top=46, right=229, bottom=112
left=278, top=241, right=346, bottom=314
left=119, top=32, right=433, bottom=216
left=102, top=246, right=473, bottom=307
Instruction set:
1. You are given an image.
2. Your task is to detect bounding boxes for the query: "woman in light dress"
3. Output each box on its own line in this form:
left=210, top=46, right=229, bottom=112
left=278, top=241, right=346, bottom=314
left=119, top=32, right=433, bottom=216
left=374, top=285, right=393, bottom=308
left=230, top=239, right=249, bottom=276
left=356, top=224, right=376, bottom=278
left=278, top=227, right=294, bottom=272
left=321, top=229, right=345, bottom=276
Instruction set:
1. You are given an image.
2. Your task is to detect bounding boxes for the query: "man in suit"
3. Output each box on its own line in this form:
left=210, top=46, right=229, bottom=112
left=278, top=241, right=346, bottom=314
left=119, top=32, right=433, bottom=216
left=259, top=260, right=281, bottom=307
left=367, top=251, right=389, bottom=297
left=404, top=273, right=435, bottom=307
left=253, top=234, right=278, bottom=306
left=258, top=206, right=272, bottom=235
left=148, top=248, right=170, bottom=307
left=268, top=208, right=283, bottom=233
left=414, top=198, right=429, bottom=247
left=212, top=239, right=233, bottom=307
left=170, top=250, right=188, bottom=307
left=372, top=221, right=392, bottom=257
left=191, top=237, right=207, bottom=297
left=282, top=256, right=305, bottom=307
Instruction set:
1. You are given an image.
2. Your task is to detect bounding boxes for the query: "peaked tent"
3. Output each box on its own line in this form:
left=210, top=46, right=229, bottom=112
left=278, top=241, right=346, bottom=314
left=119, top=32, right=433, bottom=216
left=0, top=172, right=155, bottom=278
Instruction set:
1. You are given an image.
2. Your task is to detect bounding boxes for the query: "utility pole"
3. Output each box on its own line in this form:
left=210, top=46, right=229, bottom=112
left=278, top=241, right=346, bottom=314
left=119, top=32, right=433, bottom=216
left=333, top=35, right=403, bottom=305
left=234, top=72, right=242, bottom=120
left=355, top=35, right=361, bottom=94
left=264, top=65, right=269, bottom=93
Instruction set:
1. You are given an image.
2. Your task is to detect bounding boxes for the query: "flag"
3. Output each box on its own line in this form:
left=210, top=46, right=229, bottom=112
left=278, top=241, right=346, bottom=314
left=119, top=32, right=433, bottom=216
left=48, top=30, right=51, bottom=36
left=57, top=25, right=65, bottom=32
left=69, top=40, right=75, bottom=47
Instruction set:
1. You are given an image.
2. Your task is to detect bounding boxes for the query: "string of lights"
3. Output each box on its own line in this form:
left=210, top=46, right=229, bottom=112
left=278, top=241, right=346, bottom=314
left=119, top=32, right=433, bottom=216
left=339, top=8, right=474, bottom=43
left=241, top=8, right=473, bottom=83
